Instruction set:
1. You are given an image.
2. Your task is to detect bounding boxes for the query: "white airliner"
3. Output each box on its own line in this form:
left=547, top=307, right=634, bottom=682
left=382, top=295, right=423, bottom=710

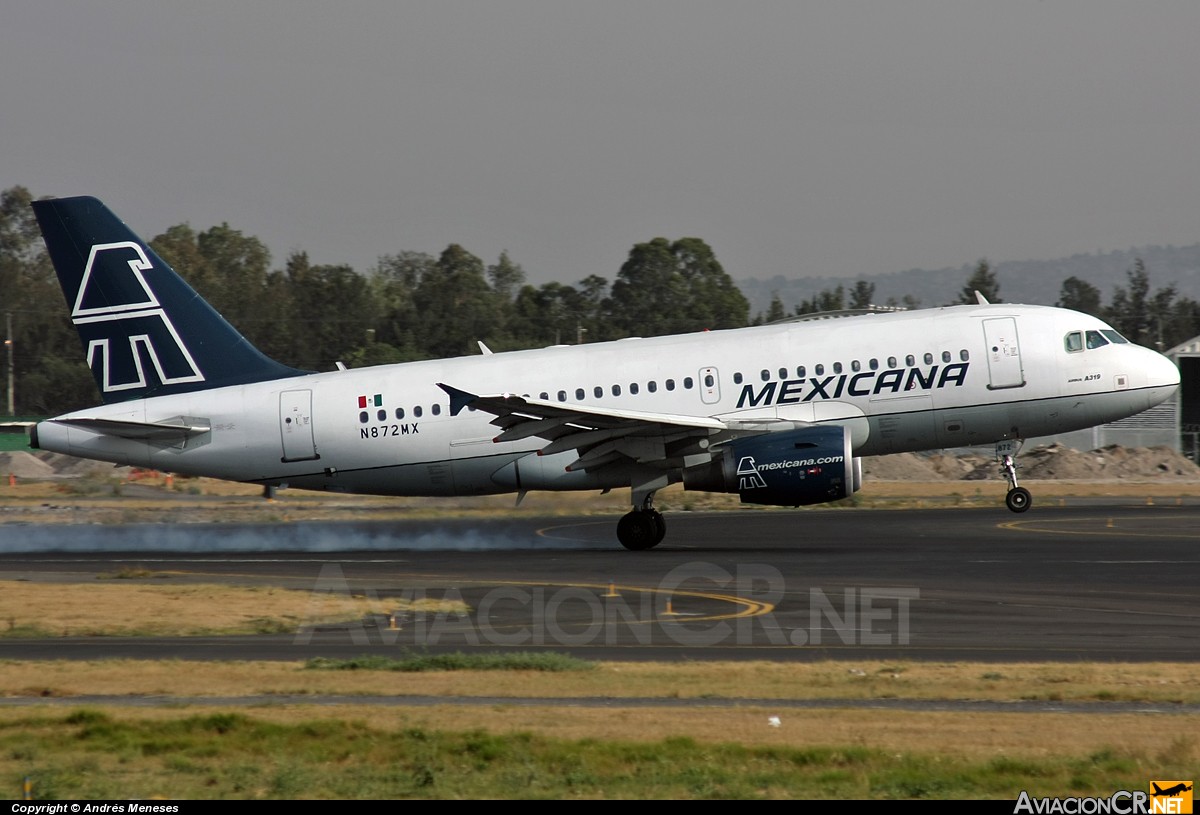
left=29, top=197, right=1180, bottom=549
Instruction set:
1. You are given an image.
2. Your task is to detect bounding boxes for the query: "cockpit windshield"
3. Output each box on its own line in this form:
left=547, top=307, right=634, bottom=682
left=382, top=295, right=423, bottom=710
left=1065, top=328, right=1128, bottom=353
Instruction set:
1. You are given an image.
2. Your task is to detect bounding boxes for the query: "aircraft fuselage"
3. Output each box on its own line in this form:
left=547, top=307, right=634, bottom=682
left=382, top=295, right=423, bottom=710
left=35, top=303, right=1178, bottom=498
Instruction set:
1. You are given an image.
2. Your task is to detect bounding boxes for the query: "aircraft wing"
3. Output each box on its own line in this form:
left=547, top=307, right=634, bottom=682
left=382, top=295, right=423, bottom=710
left=439, top=383, right=734, bottom=472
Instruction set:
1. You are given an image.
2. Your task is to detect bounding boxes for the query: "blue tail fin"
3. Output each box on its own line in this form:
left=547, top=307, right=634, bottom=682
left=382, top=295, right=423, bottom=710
left=32, top=196, right=306, bottom=404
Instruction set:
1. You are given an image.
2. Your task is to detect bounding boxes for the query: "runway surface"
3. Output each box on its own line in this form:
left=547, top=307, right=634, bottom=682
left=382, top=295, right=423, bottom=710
left=1, top=503, right=1198, bottom=662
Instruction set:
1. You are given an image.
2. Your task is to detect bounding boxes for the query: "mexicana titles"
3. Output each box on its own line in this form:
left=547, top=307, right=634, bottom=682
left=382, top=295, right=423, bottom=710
left=736, top=363, right=969, bottom=408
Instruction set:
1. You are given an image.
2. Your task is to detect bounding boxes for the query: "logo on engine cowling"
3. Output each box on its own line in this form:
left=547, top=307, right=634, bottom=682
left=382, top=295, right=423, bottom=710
left=737, top=453, right=845, bottom=491
left=737, top=456, right=768, bottom=490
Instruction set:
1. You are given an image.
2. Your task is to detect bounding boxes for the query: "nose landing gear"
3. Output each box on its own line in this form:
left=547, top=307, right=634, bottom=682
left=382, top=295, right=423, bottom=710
left=997, top=440, right=1031, bottom=513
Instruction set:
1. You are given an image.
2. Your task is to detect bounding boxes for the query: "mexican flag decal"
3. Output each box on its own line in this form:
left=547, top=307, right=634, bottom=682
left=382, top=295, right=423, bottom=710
left=358, top=394, right=383, bottom=409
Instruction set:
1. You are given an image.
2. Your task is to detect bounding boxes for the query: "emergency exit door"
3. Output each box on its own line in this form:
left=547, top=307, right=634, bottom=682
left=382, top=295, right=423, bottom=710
left=699, top=367, right=721, bottom=405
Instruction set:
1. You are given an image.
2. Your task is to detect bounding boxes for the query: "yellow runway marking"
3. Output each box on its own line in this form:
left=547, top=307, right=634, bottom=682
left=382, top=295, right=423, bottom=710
left=475, top=578, right=774, bottom=625
left=1000, top=516, right=1200, bottom=539
left=533, top=521, right=775, bottom=623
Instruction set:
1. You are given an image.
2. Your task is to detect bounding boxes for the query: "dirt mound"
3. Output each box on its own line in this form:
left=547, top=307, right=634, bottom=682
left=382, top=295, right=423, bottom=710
left=1018, top=443, right=1200, bottom=481
left=1, top=451, right=135, bottom=480
left=924, top=453, right=993, bottom=480
left=0, top=452, right=56, bottom=479
left=860, top=453, right=947, bottom=480
left=38, top=452, right=126, bottom=477
left=860, top=443, right=1200, bottom=482
left=8, top=444, right=1200, bottom=484
left=863, top=451, right=995, bottom=481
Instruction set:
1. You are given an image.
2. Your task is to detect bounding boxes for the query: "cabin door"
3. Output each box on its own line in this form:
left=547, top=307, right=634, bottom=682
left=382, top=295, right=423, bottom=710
left=280, top=389, right=320, bottom=462
left=982, top=318, right=1025, bottom=390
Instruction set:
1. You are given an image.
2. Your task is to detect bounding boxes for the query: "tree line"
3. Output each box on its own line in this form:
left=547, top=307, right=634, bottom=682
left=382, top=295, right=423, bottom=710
left=0, top=186, right=748, bottom=414
left=765, top=258, right=1200, bottom=353
left=2, top=184, right=1197, bottom=416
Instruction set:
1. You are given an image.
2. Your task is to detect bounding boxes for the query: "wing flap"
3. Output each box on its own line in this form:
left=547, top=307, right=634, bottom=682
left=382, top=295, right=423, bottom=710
left=438, top=383, right=727, bottom=471
left=440, top=383, right=726, bottom=430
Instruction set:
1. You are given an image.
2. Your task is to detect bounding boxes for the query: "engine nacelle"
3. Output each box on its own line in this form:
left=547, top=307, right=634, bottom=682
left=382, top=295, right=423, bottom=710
left=682, top=425, right=861, bottom=507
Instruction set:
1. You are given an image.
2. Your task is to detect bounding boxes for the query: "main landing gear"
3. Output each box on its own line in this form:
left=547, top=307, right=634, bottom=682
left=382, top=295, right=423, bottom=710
left=616, top=493, right=667, bottom=550
left=997, top=439, right=1031, bottom=513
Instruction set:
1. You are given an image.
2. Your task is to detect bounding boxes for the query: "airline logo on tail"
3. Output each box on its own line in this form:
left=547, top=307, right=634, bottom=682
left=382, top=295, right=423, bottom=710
left=71, top=242, right=205, bottom=393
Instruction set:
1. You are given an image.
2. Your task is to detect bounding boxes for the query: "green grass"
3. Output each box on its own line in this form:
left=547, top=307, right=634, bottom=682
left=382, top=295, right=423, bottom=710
left=0, top=623, right=57, bottom=638
left=1, top=709, right=1189, bottom=799
left=96, top=568, right=163, bottom=580
left=0, top=420, right=38, bottom=452
left=304, top=651, right=596, bottom=673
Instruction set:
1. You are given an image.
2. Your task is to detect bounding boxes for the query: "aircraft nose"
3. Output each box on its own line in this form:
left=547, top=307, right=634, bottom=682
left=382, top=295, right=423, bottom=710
left=1143, top=348, right=1180, bottom=390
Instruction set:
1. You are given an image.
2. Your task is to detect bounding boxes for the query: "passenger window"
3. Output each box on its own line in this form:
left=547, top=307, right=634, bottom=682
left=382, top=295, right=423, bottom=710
left=432, top=404, right=441, bottom=416
left=734, top=372, right=743, bottom=384
left=815, top=364, right=825, bottom=376
left=778, top=367, right=787, bottom=379
left=666, top=379, right=676, bottom=391
left=575, top=388, right=585, bottom=400
left=612, top=384, right=622, bottom=396
left=960, top=349, right=970, bottom=361
left=761, top=369, right=771, bottom=381
left=887, top=357, right=897, bottom=369
left=648, top=380, right=657, bottom=393
left=630, top=382, right=639, bottom=395
left=414, top=406, right=423, bottom=418
left=539, top=392, right=549, bottom=400
left=924, top=353, right=934, bottom=365
left=377, top=409, right=387, bottom=421
left=1064, top=332, right=1083, bottom=353
left=1086, top=330, right=1109, bottom=349
left=704, top=374, right=715, bottom=387
left=851, top=360, right=861, bottom=372
left=941, top=350, right=951, bottom=363
left=557, top=391, right=567, bottom=402
left=684, top=377, right=694, bottom=389
left=594, top=386, right=603, bottom=398
left=796, top=366, right=806, bottom=378
left=359, top=412, right=368, bottom=424
left=869, top=358, right=879, bottom=370
left=833, top=362, right=843, bottom=374
left=906, top=354, right=915, bottom=366
left=395, top=408, right=405, bottom=420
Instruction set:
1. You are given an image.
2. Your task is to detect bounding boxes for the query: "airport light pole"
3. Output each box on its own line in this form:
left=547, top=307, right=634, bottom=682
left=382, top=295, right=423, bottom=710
left=4, top=312, right=12, bottom=416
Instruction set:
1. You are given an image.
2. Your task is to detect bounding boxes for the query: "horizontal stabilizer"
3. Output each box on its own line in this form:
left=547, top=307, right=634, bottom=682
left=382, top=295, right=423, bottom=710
left=49, top=416, right=211, bottom=441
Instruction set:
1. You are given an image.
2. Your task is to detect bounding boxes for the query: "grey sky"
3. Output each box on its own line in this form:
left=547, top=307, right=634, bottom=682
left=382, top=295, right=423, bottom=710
left=4, top=1, right=1199, bottom=286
